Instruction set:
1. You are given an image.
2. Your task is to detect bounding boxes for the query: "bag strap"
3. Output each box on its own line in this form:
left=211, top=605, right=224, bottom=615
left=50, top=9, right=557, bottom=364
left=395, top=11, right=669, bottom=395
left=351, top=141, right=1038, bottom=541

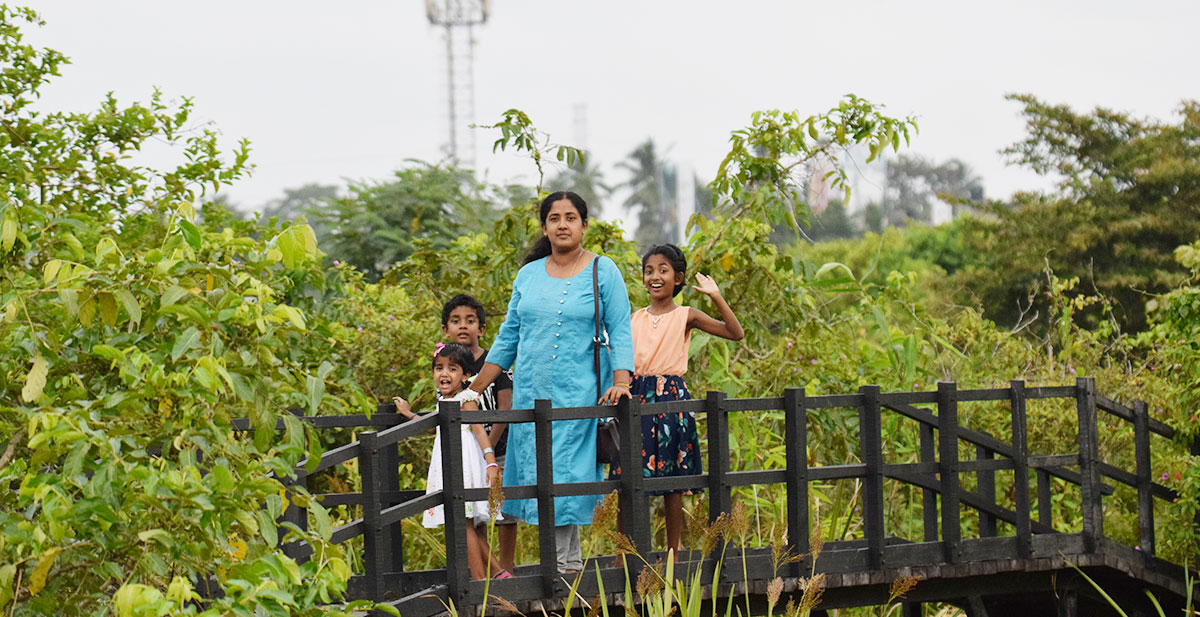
left=591, top=256, right=603, bottom=402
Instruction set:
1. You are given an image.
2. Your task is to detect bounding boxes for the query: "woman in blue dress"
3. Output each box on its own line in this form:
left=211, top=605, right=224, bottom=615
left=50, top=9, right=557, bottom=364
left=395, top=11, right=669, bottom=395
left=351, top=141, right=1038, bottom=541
left=470, top=191, right=634, bottom=572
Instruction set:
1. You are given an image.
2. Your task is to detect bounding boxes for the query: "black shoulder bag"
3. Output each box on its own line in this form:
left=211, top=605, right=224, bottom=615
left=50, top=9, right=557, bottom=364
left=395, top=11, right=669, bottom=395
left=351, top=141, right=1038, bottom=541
left=593, top=256, right=621, bottom=465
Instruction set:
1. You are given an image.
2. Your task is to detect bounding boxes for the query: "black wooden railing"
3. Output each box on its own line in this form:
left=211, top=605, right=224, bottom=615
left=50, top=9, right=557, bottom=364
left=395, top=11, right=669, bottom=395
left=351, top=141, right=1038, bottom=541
left=248, top=377, right=1191, bottom=615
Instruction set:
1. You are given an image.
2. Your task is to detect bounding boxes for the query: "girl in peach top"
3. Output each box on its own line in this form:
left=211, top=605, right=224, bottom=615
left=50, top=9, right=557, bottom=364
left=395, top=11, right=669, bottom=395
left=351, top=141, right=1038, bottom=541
left=610, top=243, right=743, bottom=554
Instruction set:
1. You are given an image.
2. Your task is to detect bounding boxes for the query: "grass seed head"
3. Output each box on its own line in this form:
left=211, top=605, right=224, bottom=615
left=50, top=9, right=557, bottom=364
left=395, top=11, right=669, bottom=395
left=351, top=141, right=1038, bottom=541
left=767, top=577, right=784, bottom=612
left=488, top=468, right=505, bottom=520
left=888, top=575, right=919, bottom=601
left=808, top=524, right=825, bottom=561
left=636, top=563, right=664, bottom=598
left=798, top=572, right=826, bottom=612
left=729, top=501, right=750, bottom=543
left=489, top=594, right=522, bottom=616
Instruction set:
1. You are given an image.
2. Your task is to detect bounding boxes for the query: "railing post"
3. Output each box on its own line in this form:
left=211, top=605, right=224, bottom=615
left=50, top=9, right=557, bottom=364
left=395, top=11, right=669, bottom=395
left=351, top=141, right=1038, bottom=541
left=439, top=399, right=470, bottom=608
left=358, top=431, right=386, bottom=601
left=1037, top=469, right=1052, bottom=528
left=859, top=385, right=884, bottom=569
left=919, top=415, right=938, bottom=543
left=976, top=436, right=997, bottom=538
left=616, top=395, right=650, bottom=556
left=280, top=466, right=309, bottom=564
left=1010, top=381, right=1032, bottom=558
left=380, top=439, right=405, bottom=574
left=1133, top=400, right=1155, bottom=557
left=706, top=391, right=731, bottom=523
left=1075, top=377, right=1102, bottom=552
left=533, top=399, right=558, bottom=596
left=937, top=382, right=961, bottom=563
left=784, top=388, right=809, bottom=577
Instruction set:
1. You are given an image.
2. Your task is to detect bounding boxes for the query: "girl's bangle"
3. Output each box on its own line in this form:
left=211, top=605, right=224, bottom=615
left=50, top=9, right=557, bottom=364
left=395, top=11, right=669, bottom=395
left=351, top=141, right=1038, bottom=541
left=613, top=382, right=631, bottom=389
left=482, top=447, right=495, bottom=456
left=486, top=463, right=498, bottom=469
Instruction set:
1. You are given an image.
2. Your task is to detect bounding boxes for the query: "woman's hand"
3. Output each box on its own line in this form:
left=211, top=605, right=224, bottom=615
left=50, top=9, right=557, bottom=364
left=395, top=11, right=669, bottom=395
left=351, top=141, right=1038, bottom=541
left=598, top=384, right=632, bottom=406
left=692, top=272, right=722, bottom=298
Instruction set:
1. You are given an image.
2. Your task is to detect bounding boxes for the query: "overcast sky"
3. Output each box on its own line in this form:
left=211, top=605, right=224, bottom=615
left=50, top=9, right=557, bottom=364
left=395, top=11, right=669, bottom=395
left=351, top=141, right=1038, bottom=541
left=23, top=1, right=1200, bottom=222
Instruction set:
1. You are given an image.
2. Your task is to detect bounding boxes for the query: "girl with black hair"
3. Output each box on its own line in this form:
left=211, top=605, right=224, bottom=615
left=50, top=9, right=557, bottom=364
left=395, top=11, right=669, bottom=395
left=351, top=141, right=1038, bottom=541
left=392, top=342, right=507, bottom=579
left=610, top=243, right=743, bottom=555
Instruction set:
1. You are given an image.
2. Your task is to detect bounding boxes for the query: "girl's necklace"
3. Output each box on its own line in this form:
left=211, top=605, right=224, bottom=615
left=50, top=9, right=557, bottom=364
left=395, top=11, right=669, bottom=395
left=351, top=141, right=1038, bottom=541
left=646, top=306, right=672, bottom=328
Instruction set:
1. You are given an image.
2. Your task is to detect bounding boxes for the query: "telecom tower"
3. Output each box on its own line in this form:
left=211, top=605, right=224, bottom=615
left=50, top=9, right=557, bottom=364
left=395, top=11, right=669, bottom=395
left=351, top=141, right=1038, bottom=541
left=425, top=0, right=488, bottom=170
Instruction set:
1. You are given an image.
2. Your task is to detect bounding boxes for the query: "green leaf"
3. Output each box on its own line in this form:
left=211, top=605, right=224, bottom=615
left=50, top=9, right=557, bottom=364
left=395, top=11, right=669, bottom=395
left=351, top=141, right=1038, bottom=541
left=0, top=214, right=15, bottom=252
left=171, top=327, right=202, bottom=361
left=160, top=285, right=189, bottom=308
left=306, top=374, right=324, bottom=413
left=98, top=292, right=118, bottom=327
left=256, top=509, right=278, bottom=548
left=211, top=464, right=234, bottom=492
left=43, top=259, right=62, bottom=285
left=91, top=344, right=124, bottom=361
left=177, top=219, right=202, bottom=249
left=310, top=502, right=332, bottom=541
left=114, top=289, right=141, bottom=325
left=22, top=355, right=48, bottom=402
left=28, top=546, right=62, bottom=596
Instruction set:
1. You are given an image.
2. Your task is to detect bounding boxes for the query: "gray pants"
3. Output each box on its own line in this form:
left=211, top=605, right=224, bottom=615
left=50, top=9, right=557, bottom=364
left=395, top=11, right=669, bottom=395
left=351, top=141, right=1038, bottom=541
left=554, top=525, right=582, bottom=572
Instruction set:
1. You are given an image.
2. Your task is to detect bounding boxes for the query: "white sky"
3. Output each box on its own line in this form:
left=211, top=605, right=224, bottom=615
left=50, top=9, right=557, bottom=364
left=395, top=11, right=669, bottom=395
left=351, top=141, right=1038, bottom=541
left=23, top=1, right=1200, bottom=223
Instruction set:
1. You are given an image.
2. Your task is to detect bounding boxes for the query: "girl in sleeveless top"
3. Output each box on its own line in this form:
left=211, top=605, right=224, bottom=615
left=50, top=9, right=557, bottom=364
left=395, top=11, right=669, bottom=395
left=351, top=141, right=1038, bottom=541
left=610, top=244, right=743, bottom=555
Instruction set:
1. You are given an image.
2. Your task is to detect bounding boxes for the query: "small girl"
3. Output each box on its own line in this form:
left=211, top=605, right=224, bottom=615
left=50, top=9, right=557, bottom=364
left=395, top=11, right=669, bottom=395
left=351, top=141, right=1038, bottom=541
left=393, top=342, right=506, bottom=579
left=611, top=244, right=743, bottom=555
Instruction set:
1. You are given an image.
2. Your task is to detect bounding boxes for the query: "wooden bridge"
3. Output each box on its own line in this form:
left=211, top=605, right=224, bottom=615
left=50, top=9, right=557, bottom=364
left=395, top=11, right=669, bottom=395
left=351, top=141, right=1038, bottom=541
left=263, top=378, right=1194, bottom=616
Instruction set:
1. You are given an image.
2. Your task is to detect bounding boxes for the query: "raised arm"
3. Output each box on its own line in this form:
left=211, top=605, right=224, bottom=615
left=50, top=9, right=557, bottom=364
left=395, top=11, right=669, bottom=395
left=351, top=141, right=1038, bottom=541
left=687, top=273, right=744, bottom=341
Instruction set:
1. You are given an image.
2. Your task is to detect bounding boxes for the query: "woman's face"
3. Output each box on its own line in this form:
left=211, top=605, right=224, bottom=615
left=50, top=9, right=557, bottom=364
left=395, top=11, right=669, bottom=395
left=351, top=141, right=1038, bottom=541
left=541, top=198, right=587, bottom=253
left=643, top=253, right=682, bottom=302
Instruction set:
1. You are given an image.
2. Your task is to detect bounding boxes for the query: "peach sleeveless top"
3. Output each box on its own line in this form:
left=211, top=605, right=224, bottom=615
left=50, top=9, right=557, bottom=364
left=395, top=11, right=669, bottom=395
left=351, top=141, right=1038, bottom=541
left=631, top=305, right=691, bottom=377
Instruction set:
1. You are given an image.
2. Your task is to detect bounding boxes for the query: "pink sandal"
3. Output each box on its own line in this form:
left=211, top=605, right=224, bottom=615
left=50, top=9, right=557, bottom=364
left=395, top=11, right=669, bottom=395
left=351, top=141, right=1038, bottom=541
left=495, top=570, right=513, bottom=579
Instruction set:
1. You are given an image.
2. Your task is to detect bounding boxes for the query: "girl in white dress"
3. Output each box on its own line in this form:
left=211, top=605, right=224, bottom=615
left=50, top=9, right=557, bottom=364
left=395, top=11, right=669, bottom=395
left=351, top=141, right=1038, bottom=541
left=393, top=342, right=504, bottom=579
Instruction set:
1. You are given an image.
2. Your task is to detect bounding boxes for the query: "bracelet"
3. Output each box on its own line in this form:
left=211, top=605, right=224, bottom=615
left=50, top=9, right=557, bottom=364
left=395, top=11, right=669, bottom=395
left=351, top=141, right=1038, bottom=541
left=486, top=463, right=498, bottom=469
left=482, top=447, right=495, bottom=455
left=613, top=382, right=631, bottom=389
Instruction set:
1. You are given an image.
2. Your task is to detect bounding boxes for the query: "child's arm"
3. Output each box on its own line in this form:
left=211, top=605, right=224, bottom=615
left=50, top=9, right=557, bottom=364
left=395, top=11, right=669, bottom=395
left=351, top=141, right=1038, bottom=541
left=393, top=396, right=436, bottom=434
left=687, top=273, right=745, bottom=341
left=489, top=384, right=512, bottom=448
left=461, top=395, right=500, bottom=485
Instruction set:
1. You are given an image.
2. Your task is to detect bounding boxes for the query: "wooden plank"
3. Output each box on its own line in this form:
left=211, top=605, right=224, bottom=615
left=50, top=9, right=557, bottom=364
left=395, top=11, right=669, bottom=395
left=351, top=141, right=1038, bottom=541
left=1025, top=386, right=1077, bottom=399
left=879, top=391, right=939, bottom=406
left=783, top=388, right=809, bottom=578
left=707, top=392, right=732, bottom=522
left=1037, top=469, right=1052, bottom=529
left=809, top=464, right=868, bottom=481
left=1010, top=381, right=1033, bottom=559
left=807, top=394, right=865, bottom=409
left=859, top=385, right=884, bottom=569
left=372, top=411, right=439, bottom=449
left=938, top=382, right=961, bottom=563
left=1095, top=394, right=1134, bottom=422
left=381, top=440, right=405, bottom=574
left=1075, top=377, right=1102, bottom=551
left=380, top=492, right=443, bottom=528
left=954, top=387, right=1012, bottom=402
left=304, top=440, right=361, bottom=475
left=723, top=397, right=784, bottom=412
left=330, top=519, right=363, bottom=545
left=958, top=458, right=1015, bottom=473
left=533, top=398, right=557, bottom=596
left=725, top=469, right=788, bottom=486
left=1133, top=400, right=1155, bottom=557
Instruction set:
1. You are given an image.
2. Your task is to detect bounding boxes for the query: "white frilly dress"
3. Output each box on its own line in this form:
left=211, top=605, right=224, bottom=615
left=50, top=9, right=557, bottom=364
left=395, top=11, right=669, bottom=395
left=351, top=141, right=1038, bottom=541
left=422, top=389, right=500, bottom=527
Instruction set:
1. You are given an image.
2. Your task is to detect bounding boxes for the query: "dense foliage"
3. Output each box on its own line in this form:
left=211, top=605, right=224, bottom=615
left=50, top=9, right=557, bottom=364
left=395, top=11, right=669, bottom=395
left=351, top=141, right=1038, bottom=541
left=0, top=9, right=385, bottom=616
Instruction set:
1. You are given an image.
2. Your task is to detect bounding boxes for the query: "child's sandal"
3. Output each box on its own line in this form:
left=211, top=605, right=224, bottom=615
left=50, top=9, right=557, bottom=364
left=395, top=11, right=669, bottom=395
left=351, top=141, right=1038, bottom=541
left=494, top=570, right=513, bottom=579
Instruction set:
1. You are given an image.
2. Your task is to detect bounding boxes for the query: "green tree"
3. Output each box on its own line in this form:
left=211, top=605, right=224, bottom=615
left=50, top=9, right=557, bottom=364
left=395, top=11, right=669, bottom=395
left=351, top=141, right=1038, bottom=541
left=260, top=183, right=340, bottom=238
left=0, top=8, right=377, bottom=615
left=308, top=161, right=501, bottom=280
left=956, top=94, right=1200, bottom=332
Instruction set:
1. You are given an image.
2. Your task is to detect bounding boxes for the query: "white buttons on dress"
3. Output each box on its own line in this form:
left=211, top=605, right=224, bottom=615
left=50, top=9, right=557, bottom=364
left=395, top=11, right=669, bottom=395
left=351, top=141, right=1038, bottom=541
left=554, top=344, right=558, bottom=349
left=557, top=310, right=562, bottom=314
left=567, top=281, right=571, bottom=285
left=555, top=333, right=560, bottom=337
left=562, top=290, right=568, bottom=294
left=552, top=355, right=557, bottom=359
left=556, top=322, right=561, bottom=326
left=560, top=300, right=564, bottom=304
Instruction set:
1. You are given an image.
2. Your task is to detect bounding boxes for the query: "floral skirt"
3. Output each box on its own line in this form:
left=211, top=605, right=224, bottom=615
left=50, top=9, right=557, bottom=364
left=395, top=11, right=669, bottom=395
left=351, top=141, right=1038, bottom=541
left=608, top=375, right=703, bottom=495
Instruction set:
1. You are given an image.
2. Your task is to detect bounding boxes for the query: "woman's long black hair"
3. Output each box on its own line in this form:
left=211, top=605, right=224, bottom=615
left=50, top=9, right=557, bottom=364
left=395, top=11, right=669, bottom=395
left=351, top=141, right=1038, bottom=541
left=522, top=191, right=589, bottom=265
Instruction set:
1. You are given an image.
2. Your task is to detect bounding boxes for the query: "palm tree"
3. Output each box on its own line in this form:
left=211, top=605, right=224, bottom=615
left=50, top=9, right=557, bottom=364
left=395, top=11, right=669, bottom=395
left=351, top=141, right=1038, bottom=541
left=619, top=139, right=678, bottom=248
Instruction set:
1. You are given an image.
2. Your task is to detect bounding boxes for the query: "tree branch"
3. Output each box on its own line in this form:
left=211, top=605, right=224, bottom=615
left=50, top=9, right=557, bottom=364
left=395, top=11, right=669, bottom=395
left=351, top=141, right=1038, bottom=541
left=0, top=428, right=26, bottom=470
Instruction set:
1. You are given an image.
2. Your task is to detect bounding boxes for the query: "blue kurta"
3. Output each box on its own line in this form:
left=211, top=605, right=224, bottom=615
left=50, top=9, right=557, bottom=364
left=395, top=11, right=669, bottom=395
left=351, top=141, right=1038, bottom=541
left=487, top=255, right=635, bottom=525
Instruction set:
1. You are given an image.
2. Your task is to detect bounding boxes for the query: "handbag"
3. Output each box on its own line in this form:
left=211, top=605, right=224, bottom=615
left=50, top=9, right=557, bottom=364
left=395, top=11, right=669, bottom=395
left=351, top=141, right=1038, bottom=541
left=592, top=256, right=621, bottom=465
